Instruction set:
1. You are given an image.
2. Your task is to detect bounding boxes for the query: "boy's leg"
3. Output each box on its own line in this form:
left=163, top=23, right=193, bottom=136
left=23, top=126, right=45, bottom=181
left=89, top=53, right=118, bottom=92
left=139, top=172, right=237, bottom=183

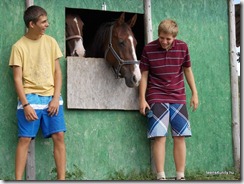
left=148, top=103, right=170, bottom=179
left=173, top=136, right=186, bottom=179
left=153, top=136, right=167, bottom=179
left=15, top=94, right=41, bottom=180
left=15, top=137, right=32, bottom=180
left=40, top=95, right=67, bottom=179
left=170, top=104, right=191, bottom=180
left=52, top=132, right=66, bottom=180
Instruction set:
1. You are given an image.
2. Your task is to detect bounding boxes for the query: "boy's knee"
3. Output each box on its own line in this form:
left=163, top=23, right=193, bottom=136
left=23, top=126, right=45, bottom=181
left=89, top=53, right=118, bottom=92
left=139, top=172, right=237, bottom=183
left=154, top=136, right=166, bottom=144
left=18, top=137, right=32, bottom=145
left=173, top=136, right=185, bottom=143
left=52, top=132, right=65, bottom=142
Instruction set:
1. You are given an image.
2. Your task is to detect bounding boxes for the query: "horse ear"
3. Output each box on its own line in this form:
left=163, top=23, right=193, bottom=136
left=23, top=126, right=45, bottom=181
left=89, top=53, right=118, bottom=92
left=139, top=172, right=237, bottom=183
left=117, top=12, right=125, bottom=26
left=127, top=14, right=137, bottom=28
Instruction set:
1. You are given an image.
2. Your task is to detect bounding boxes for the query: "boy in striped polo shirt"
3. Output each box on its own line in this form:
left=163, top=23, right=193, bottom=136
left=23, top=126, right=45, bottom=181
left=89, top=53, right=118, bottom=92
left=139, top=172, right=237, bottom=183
left=139, top=19, right=199, bottom=180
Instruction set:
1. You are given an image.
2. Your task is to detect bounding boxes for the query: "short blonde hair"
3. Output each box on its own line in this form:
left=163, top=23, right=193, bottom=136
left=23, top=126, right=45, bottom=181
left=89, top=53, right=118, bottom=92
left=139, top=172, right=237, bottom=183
left=158, top=19, right=178, bottom=37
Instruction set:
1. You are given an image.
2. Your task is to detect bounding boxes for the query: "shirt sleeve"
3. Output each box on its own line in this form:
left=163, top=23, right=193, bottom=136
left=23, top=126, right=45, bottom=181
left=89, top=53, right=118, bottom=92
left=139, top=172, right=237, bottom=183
left=9, top=44, right=22, bottom=67
left=182, top=45, right=191, bottom=68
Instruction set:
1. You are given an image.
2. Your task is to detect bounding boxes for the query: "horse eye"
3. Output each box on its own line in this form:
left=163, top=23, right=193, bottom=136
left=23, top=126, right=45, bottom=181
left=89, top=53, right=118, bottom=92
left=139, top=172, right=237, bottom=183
left=119, top=39, right=125, bottom=46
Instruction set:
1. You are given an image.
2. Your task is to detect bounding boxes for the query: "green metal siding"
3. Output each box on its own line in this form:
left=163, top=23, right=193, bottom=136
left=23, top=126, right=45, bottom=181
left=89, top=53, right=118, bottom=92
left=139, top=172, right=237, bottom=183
left=0, top=0, right=233, bottom=180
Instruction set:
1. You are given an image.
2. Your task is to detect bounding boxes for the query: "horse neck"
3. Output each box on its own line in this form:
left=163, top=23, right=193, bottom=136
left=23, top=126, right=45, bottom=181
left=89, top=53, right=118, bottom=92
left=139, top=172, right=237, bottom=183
left=90, top=22, right=112, bottom=57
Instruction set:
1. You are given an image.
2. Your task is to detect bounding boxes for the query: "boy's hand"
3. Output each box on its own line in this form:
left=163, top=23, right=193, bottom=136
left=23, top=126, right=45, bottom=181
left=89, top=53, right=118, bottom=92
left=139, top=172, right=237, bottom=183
left=24, top=105, right=38, bottom=121
left=190, top=94, right=199, bottom=111
left=48, top=98, right=59, bottom=116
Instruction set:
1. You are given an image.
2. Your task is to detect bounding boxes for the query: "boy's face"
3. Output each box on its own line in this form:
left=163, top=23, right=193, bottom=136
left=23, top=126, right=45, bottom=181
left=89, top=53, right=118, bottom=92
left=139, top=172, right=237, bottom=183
left=158, top=32, right=175, bottom=50
left=31, top=15, right=49, bottom=35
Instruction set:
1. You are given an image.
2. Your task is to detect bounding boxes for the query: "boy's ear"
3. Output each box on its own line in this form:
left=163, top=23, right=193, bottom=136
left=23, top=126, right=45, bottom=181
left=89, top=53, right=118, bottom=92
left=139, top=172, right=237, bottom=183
left=29, top=21, right=35, bottom=28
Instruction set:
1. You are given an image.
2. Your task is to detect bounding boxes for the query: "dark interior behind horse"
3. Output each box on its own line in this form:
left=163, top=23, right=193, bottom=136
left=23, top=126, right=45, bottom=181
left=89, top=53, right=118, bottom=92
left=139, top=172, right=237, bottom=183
left=85, top=22, right=113, bottom=58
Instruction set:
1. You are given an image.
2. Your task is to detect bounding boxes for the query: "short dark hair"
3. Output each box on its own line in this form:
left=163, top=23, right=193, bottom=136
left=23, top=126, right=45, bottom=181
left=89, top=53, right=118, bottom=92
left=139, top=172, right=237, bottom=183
left=23, top=5, right=47, bottom=28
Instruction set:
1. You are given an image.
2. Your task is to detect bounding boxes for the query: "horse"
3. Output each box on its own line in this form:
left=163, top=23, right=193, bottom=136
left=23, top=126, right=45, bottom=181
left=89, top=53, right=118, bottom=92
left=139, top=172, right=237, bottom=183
left=86, top=12, right=141, bottom=88
left=65, top=14, right=85, bottom=57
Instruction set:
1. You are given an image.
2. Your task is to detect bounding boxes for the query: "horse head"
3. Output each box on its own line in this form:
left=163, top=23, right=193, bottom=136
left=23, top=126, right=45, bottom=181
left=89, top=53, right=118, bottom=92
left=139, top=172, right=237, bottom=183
left=65, top=14, right=85, bottom=57
left=104, top=13, right=141, bottom=88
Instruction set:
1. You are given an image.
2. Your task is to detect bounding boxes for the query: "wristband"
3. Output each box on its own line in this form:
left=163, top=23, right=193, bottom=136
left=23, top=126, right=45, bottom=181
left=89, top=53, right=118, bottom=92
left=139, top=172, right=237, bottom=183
left=23, top=103, right=30, bottom=108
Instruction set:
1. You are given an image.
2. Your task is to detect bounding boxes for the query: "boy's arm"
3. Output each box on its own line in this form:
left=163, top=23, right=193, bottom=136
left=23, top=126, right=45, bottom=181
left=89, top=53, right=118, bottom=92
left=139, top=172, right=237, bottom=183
left=139, top=70, right=150, bottom=115
left=13, top=66, right=38, bottom=121
left=13, top=66, right=28, bottom=106
left=183, top=67, right=199, bottom=111
left=53, top=59, right=62, bottom=101
left=47, top=59, right=62, bottom=116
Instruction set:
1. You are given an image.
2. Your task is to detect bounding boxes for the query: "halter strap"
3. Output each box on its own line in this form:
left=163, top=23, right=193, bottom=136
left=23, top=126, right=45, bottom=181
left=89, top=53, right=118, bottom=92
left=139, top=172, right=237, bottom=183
left=104, top=25, right=139, bottom=78
left=66, top=35, right=83, bottom=41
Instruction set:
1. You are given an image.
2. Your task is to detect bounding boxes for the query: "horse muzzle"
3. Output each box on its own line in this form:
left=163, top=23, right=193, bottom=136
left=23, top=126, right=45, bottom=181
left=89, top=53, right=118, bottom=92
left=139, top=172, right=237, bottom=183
left=122, top=64, right=141, bottom=88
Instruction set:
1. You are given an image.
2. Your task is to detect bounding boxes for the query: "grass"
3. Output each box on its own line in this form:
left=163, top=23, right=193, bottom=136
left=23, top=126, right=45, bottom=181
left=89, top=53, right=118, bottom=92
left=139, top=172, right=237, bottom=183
left=108, top=167, right=240, bottom=181
left=185, top=168, right=240, bottom=181
left=108, top=168, right=155, bottom=180
left=4, top=165, right=238, bottom=180
left=50, top=164, right=84, bottom=180
left=48, top=164, right=240, bottom=181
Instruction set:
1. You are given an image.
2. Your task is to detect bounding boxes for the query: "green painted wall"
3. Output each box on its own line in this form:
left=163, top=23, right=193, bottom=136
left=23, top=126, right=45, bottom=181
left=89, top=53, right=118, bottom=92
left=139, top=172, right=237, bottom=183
left=0, top=0, right=233, bottom=180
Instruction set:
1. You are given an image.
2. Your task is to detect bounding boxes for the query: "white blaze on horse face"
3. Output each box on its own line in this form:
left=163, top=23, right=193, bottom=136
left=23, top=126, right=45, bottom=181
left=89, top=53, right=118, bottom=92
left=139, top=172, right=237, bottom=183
left=74, top=39, right=85, bottom=57
left=128, top=36, right=137, bottom=61
left=73, top=17, right=81, bottom=36
left=128, top=36, right=141, bottom=83
left=72, top=17, right=85, bottom=57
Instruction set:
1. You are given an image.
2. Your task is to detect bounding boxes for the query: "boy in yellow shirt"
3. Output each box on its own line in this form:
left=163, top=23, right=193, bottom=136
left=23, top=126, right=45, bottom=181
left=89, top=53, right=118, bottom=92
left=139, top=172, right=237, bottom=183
left=9, top=5, right=66, bottom=180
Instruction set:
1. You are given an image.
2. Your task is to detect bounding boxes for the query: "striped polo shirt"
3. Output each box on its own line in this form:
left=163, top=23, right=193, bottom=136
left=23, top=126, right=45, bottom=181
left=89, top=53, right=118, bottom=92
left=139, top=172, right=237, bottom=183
left=140, top=39, right=191, bottom=105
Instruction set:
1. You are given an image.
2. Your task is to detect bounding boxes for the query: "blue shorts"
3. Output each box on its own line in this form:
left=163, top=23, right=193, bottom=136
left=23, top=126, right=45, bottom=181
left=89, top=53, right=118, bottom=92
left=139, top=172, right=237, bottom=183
left=17, top=94, right=66, bottom=138
left=147, top=103, right=191, bottom=138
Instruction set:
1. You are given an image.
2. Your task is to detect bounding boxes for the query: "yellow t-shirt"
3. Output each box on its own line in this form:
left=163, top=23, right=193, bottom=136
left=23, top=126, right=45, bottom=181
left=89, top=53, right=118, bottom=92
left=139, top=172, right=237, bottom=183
left=9, top=34, right=63, bottom=96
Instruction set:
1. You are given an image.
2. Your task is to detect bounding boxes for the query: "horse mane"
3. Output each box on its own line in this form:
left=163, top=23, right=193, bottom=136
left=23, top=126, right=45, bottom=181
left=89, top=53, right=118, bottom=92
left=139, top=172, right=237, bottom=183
left=86, top=21, right=114, bottom=58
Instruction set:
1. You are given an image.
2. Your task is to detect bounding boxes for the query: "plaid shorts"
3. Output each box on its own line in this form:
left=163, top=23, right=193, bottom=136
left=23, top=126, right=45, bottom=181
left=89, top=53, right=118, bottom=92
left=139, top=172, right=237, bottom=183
left=147, top=103, right=192, bottom=138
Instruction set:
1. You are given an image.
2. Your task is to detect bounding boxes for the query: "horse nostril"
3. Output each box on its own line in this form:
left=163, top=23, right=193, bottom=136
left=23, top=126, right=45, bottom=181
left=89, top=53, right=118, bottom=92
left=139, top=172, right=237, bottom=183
left=74, top=50, right=79, bottom=56
left=131, top=75, right=137, bottom=83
